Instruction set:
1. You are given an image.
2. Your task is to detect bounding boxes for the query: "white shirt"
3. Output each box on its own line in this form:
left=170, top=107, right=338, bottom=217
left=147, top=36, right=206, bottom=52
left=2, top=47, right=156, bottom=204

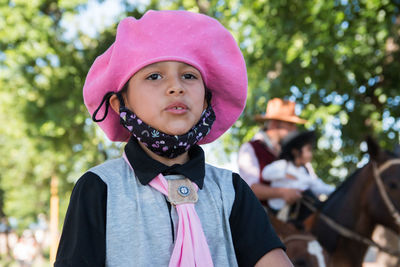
left=261, top=159, right=335, bottom=210
left=238, top=131, right=277, bottom=187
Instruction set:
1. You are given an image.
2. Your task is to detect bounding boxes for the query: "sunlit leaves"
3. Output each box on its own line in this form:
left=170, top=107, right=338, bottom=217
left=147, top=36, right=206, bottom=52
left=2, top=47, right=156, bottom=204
left=0, top=0, right=119, bottom=230
left=202, top=0, right=400, bottom=183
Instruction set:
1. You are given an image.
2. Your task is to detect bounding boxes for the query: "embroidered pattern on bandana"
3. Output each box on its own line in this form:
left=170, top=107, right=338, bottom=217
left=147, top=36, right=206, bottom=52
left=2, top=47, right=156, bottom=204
left=119, top=105, right=216, bottom=158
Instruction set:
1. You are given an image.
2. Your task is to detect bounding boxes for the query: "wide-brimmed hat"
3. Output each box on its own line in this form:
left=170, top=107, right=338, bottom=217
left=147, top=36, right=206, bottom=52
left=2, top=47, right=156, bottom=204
left=254, top=98, right=307, bottom=124
left=279, top=130, right=316, bottom=160
left=83, top=10, right=247, bottom=144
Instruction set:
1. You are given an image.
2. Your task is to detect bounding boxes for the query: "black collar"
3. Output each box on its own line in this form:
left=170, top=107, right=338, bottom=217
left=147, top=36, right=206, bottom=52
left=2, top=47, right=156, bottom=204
left=124, top=137, right=205, bottom=189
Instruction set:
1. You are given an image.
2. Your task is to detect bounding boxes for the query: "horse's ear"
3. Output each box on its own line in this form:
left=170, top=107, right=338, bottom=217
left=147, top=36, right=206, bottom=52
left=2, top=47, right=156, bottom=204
left=366, top=136, right=383, bottom=162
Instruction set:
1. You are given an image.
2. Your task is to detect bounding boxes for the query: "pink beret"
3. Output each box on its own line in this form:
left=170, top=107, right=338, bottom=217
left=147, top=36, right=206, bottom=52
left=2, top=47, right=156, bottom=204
left=83, top=10, right=247, bottom=144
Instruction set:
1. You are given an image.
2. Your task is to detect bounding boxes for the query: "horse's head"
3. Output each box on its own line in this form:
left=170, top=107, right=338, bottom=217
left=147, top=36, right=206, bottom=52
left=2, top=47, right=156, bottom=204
left=309, top=138, right=400, bottom=265
left=365, top=136, right=400, bottom=233
left=269, top=214, right=329, bottom=267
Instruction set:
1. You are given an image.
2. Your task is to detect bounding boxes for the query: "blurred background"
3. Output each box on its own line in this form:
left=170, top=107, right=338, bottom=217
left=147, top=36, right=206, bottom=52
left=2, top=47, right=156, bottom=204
left=1, top=0, right=399, bottom=266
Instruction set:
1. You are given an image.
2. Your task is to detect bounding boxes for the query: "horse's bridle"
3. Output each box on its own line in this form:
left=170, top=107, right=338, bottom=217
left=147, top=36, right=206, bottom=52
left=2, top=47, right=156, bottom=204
left=301, top=158, right=400, bottom=257
left=371, top=158, right=400, bottom=228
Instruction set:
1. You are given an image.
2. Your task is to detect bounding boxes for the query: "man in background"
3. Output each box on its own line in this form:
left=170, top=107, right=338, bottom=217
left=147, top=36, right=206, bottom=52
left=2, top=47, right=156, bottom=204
left=238, top=98, right=307, bottom=207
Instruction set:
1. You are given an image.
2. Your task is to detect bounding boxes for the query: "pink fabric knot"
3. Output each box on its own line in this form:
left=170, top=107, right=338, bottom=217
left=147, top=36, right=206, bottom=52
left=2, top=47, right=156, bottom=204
left=149, top=174, right=214, bottom=267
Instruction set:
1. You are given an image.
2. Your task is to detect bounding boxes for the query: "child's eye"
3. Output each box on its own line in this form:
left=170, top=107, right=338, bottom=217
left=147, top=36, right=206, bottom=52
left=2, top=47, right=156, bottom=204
left=182, top=73, right=197, bottom=80
left=146, top=73, right=162, bottom=80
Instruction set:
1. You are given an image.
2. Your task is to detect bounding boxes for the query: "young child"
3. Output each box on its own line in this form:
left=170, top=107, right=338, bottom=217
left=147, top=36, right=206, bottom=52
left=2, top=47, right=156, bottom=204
left=55, top=10, right=292, bottom=267
left=261, top=131, right=334, bottom=213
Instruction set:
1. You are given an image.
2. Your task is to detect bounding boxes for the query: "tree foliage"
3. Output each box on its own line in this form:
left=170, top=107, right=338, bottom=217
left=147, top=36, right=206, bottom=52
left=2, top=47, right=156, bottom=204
left=200, top=0, right=400, bottom=183
left=0, top=0, right=118, bottom=229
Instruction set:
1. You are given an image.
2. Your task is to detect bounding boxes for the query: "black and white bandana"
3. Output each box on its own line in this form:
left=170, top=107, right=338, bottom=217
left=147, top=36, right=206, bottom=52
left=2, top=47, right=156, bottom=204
left=118, top=94, right=216, bottom=158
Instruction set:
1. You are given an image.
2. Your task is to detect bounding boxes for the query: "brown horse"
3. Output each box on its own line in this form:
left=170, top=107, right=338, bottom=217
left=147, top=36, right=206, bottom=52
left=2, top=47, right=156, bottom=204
left=269, top=214, right=329, bottom=267
left=306, top=137, right=400, bottom=267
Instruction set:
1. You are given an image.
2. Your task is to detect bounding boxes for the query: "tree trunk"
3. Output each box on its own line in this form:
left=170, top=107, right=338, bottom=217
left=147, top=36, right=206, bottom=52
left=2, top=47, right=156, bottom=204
left=49, top=175, right=59, bottom=264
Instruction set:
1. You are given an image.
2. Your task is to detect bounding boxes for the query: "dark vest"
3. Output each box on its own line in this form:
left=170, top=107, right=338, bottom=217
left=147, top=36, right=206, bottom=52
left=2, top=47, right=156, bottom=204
left=248, top=140, right=278, bottom=184
left=249, top=140, right=278, bottom=209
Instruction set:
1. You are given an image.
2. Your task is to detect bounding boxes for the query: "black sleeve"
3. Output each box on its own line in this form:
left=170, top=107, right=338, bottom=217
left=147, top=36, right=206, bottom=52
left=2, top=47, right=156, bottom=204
left=54, top=172, right=107, bottom=267
left=229, top=173, right=285, bottom=267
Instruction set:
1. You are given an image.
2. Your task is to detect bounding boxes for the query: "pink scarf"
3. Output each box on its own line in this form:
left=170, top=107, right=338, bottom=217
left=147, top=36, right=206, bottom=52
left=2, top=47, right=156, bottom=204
left=123, top=154, right=214, bottom=267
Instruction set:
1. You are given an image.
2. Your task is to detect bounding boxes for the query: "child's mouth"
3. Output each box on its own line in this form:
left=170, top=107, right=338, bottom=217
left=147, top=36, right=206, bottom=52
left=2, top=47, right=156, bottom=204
left=165, top=102, right=188, bottom=114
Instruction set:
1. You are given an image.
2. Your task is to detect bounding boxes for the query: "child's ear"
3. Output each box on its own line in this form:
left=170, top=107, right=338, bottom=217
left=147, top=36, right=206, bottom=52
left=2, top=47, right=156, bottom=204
left=109, top=94, right=120, bottom=114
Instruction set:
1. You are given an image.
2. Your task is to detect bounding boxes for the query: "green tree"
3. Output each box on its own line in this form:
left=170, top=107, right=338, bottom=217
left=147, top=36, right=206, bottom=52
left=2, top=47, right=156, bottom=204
left=0, top=0, right=115, bottom=230
left=179, top=0, right=400, bottom=184
left=0, top=0, right=162, bottom=235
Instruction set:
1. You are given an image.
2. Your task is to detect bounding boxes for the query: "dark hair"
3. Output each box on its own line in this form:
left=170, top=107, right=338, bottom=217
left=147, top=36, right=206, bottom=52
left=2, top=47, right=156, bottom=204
left=279, top=131, right=315, bottom=162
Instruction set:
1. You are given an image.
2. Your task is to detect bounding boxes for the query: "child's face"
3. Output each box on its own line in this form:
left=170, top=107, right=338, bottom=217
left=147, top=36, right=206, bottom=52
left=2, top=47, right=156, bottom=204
left=299, top=144, right=313, bottom=164
left=124, top=61, right=207, bottom=135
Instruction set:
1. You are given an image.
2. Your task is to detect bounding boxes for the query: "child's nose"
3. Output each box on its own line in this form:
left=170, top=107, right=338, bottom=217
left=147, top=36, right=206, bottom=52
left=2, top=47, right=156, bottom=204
left=166, top=80, right=185, bottom=95
left=167, top=87, right=184, bottom=95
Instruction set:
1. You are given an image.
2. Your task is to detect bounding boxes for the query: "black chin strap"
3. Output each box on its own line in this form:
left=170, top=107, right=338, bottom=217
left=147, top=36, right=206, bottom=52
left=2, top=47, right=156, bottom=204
left=92, top=92, right=121, bottom=122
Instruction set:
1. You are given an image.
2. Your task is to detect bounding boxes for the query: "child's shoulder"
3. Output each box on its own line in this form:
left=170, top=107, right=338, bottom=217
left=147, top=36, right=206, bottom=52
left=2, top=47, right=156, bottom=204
left=205, top=162, right=232, bottom=176
left=264, top=159, right=288, bottom=169
left=89, top=157, right=125, bottom=171
left=88, top=157, right=127, bottom=182
left=273, top=159, right=288, bottom=165
left=204, top=163, right=234, bottom=184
